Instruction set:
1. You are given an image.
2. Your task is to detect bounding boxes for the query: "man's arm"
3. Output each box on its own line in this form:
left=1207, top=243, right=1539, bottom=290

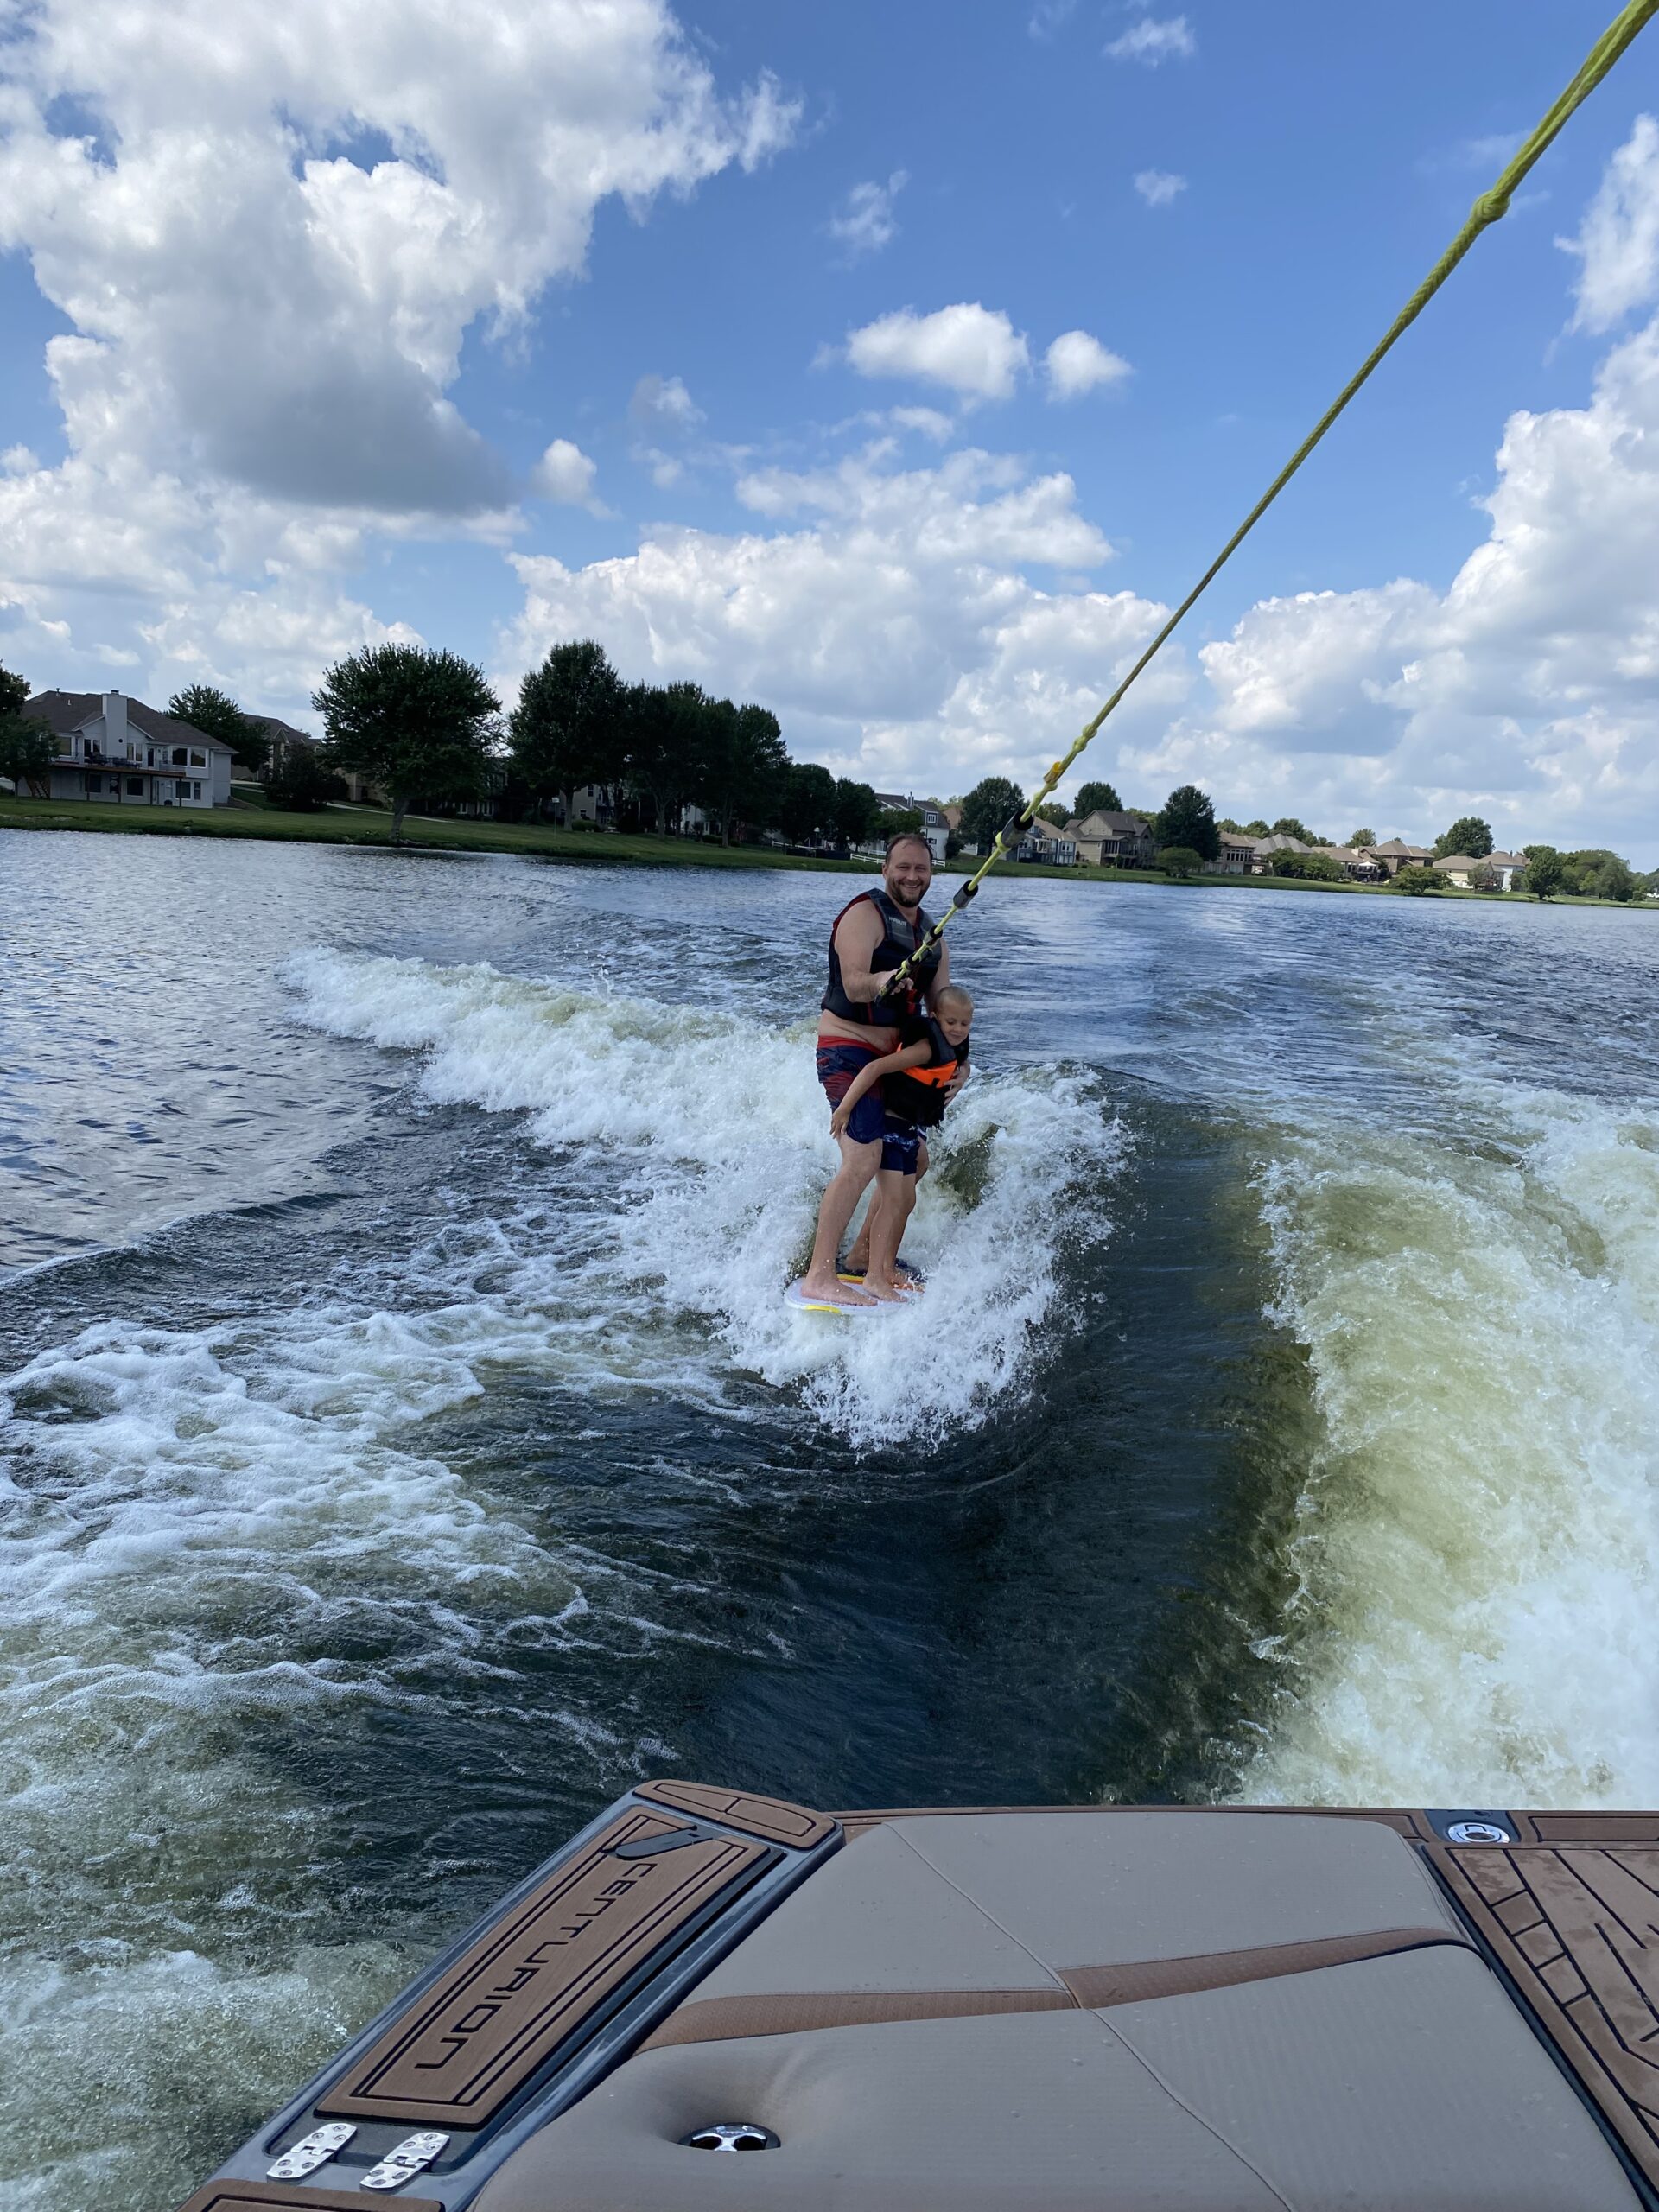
left=828, top=1040, right=931, bottom=1135
left=831, top=900, right=888, bottom=1007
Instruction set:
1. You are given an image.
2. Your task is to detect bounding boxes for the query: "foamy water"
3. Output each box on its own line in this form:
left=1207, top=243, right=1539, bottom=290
left=1244, top=1082, right=1659, bottom=1808
left=288, top=946, right=1127, bottom=1443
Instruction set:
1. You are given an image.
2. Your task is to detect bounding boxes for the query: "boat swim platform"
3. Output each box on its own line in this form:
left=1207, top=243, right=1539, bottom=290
left=177, top=1786, right=1659, bottom=2211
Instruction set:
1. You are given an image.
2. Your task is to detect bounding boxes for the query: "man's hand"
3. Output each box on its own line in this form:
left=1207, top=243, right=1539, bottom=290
left=830, top=1097, right=854, bottom=1138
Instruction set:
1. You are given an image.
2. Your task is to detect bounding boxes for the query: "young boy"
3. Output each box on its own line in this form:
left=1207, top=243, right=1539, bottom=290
left=828, top=985, right=973, bottom=1297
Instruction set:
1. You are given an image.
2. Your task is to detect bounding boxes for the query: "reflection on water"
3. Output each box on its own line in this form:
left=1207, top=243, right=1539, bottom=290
left=3, top=828, right=1658, bottom=2209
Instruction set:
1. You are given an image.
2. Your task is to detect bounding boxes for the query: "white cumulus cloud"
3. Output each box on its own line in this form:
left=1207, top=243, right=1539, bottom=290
left=828, top=173, right=907, bottom=259
left=1105, top=16, right=1196, bottom=65
left=1044, top=330, right=1133, bottom=399
left=0, top=0, right=796, bottom=717
left=842, top=304, right=1030, bottom=404
left=531, top=440, right=598, bottom=505
left=500, top=442, right=1179, bottom=790
left=0, top=0, right=796, bottom=519
left=1563, top=111, right=1659, bottom=333
left=1134, top=169, right=1187, bottom=207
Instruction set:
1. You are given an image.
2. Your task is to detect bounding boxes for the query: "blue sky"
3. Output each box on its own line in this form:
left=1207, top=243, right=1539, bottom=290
left=3, top=1, right=1659, bottom=853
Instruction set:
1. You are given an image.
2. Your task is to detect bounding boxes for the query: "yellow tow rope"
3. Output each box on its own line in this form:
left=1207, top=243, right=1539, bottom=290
left=883, top=0, right=1657, bottom=998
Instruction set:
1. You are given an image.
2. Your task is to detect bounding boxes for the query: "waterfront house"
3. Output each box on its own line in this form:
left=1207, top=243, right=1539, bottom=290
left=1434, top=851, right=1525, bottom=890
left=22, top=690, right=234, bottom=807
left=874, top=792, right=951, bottom=863
left=1068, top=809, right=1155, bottom=868
left=1368, top=839, right=1435, bottom=879
left=1018, top=817, right=1077, bottom=865
left=250, top=715, right=318, bottom=779
left=1211, top=830, right=1266, bottom=874
left=1306, top=844, right=1389, bottom=882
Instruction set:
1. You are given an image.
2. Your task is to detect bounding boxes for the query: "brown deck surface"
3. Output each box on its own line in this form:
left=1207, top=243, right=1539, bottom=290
left=1433, top=1841, right=1659, bottom=2190
left=319, top=1808, right=765, bottom=2126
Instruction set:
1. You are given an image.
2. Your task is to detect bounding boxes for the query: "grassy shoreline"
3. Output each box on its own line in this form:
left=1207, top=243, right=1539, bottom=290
left=1, top=793, right=1650, bottom=909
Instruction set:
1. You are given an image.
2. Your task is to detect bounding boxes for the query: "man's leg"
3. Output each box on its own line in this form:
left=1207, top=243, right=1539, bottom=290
left=802, top=1133, right=883, bottom=1303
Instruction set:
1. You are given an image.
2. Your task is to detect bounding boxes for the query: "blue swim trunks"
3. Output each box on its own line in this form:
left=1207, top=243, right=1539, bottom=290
left=816, top=1043, right=921, bottom=1175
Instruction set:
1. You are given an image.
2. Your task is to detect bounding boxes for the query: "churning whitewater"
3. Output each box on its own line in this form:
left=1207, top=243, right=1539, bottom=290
left=286, top=945, right=1126, bottom=1443
left=4, top=835, right=1659, bottom=2212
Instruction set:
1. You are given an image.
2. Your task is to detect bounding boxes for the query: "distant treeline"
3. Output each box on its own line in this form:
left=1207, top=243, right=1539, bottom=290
left=270, top=639, right=907, bottom=847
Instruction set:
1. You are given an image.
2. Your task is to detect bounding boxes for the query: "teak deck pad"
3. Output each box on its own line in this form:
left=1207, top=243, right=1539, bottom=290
left=319, top=1808, right=766, bottom=2127
left=1434, top=1841, right=1659, bottom=2187
left=636, top=1780, right=836, bottom=1850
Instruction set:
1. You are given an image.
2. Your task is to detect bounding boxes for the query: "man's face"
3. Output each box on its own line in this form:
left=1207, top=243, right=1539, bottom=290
left=884, top=841, right=932, bottom=908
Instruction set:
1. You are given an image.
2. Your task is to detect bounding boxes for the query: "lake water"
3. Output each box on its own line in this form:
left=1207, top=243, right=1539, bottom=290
left=3, top=829, right=1658, bottom=2209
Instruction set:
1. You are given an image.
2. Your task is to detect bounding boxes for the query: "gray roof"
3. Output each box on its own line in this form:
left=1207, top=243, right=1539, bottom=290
left=1068, top=810, right=1150, bottom=837
left=1372, top=839, right=1432, bottom=858
left=250, top=712, right=316, bottom=744
left=25, top=690, right=234, bottom=756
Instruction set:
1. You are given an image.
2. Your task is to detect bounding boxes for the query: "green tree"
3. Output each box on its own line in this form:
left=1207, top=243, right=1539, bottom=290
left=1433, top=814, right=1493, bottom=859
left=315, top=645, right=499, bottom=841
left=1560, top=848, right=1637, bottom=901
left=1243, top=817, right=1271, bottom=836
left=1349, top=827, right=1376, bottom=848
left=168, top=683, right=269, bottom=775
left=622, top=680, right=707, bottom=833
left=1157, top=845, right=1203, bottom=880
left=833, top=777, right=880, bottom=850
left=1273, top=851, right=1346, bottom=882
left=1072, top=779, right=1122, bottom=818
left=0, top=663, right=54, bottom=797
left=1154, top=785, right=1221, bottom=863
left=779, top=760, right=838, bottom=845
left=1392, top=863, right=1442, bottom=895
left=1270, top=816, right=1316, bottom=842
left=265, top=742, right=341, bottom=813
left=509, top=640, right=626, bottom=830
left=1035, top=800, right=1071, bottom=829
left=694, top=697, right=788, bottom=843
left=959, top=775, right=1027, bottom=849
left=1519, top=845, right=1564, bottom=899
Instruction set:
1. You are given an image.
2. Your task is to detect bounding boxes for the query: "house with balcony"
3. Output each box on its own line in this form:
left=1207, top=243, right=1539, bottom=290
left=21, top=690, right=234, bottom=807
left=1067, top=810, right=1154, bottom=868
left=1018, top=817, right=1077, bottom=865
left=1211, top=830, right=1267, bottom=874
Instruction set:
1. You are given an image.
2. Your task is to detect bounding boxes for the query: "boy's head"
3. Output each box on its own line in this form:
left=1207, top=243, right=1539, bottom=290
left=932, top=983, right=973, bottom=1046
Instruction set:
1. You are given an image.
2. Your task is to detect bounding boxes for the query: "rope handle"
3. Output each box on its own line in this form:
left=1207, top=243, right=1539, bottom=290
left=880, top=0, right=1657, bottom=997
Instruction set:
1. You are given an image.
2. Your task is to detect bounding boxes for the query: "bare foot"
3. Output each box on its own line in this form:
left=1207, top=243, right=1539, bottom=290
left=842, top=1241, right=870, bottom=1275
left=858, top=1274, right=910, bottom=1303
left=799, top=1270, right=875, bottom=1307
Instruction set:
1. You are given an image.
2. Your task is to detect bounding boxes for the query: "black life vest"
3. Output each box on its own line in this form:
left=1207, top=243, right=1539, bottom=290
left=821, top=888, right=941, bottom=1027
left=881, top=1016, right=969, bottom=1128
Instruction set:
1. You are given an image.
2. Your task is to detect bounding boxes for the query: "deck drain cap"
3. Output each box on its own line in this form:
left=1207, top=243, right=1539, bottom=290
left=683, top=2124, right=779, bottom=2152
left=1446, top=1821, right=1511, bottom=1844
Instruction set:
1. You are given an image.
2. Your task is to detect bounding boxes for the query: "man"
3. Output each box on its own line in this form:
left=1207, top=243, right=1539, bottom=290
left=802, top=831, right=960, bottom=1307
